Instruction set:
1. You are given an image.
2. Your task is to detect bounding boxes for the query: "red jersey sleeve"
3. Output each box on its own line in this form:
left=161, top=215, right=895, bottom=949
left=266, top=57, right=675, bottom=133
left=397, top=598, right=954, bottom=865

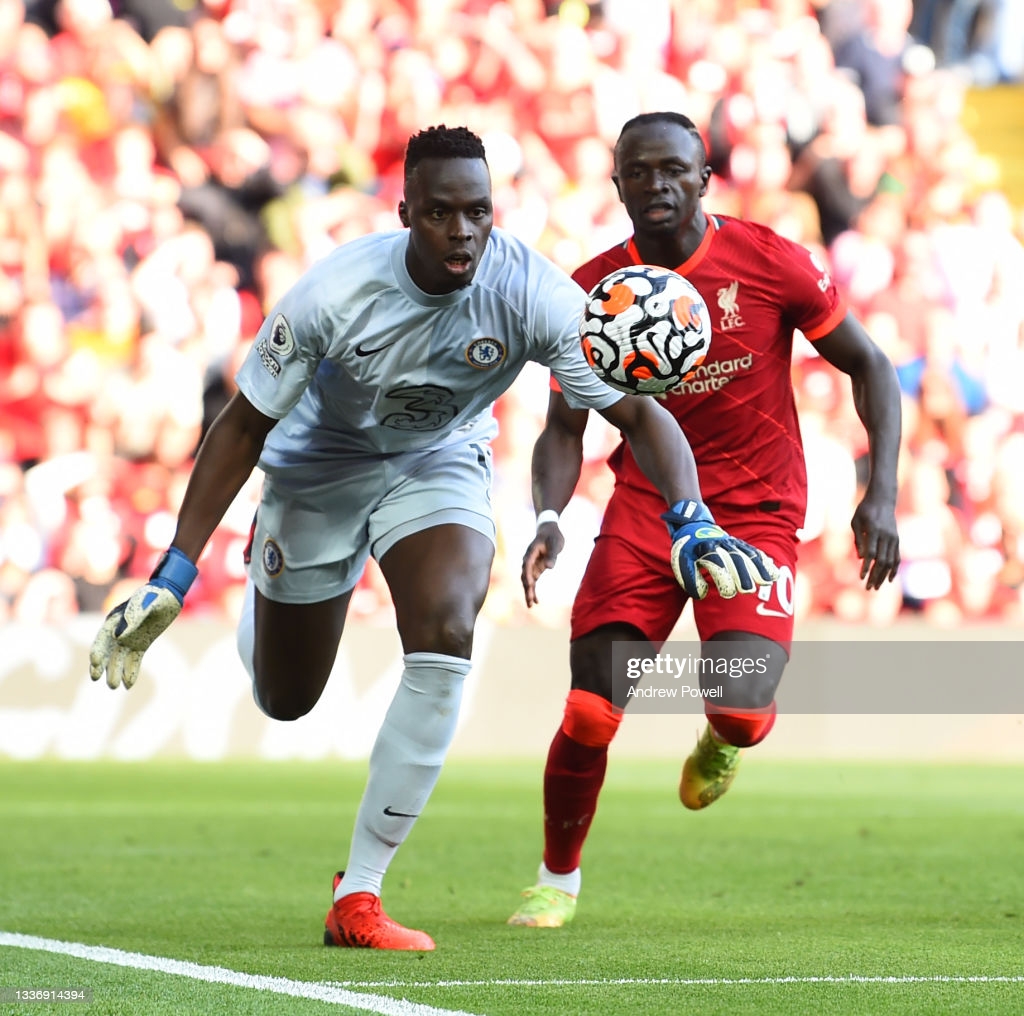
left=771, top=234, right=847, bottom=340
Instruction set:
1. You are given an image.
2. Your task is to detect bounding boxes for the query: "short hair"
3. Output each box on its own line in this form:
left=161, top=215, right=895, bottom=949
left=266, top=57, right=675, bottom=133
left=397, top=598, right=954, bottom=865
left=404, top=126, right=487, bottom=180
left=615, top=112, right=708, bottom=167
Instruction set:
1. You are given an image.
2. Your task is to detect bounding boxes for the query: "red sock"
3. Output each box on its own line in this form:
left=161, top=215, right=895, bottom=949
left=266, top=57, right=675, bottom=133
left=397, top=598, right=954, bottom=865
left=542, top=727, right=608, bottom=875
left=707, top=702, right=777, bottom=747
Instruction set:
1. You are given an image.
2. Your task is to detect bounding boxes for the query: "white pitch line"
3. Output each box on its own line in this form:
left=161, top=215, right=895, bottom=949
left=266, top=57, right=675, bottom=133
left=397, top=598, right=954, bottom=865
left=0, top=932, right=481, bottom=1016
left=327, top=975, right=1024, bottom=988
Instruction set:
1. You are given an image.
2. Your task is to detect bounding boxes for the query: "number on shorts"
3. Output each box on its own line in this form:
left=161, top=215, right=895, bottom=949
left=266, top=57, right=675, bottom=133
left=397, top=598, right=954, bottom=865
left=756, top=563, right=794, bottom=616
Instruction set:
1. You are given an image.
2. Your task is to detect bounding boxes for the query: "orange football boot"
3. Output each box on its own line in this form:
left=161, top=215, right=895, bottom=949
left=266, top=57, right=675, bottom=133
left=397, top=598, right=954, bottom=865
left=323, top=872, right=435, bottom=951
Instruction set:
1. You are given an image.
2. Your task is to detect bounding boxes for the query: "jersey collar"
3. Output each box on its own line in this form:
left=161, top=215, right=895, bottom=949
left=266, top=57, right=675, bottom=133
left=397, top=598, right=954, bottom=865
left=626, top=214, right=719, bottom=275
left=392, top=233, right=476, bottom=307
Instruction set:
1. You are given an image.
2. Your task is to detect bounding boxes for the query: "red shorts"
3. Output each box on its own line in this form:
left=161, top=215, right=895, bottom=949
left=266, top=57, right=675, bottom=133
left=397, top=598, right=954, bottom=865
left=570, top=484, right=798, bottom=652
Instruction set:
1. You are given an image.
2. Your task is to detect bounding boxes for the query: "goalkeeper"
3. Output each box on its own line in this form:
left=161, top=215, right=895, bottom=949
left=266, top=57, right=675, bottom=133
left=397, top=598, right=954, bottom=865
left=88, top=125, right=776, bottom=953
left=508, top=112, right=901, bottom=930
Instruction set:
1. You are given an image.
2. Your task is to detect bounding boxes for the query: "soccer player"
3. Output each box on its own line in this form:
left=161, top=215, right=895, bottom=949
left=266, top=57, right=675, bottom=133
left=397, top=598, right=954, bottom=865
left=88, top=125, right=776, bottom=951
left=508, top=112, right=901, bottom=929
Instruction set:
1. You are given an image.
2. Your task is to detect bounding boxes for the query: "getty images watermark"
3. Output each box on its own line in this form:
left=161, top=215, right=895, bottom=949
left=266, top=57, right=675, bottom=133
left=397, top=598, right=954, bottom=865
left=611, top=639, right=1024, bottom=714
left=624, top=651, right=773, bottom=703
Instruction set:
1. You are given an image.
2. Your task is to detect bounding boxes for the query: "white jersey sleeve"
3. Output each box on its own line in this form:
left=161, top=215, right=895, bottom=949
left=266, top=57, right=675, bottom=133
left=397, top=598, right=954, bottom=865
left=236, top=270, right=329, bottom=420
left=512, top=248, right=623, bottom=413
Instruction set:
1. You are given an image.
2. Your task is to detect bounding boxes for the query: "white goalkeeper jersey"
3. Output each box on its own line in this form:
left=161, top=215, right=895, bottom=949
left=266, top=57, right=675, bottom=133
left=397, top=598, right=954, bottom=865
left=235, top=227, right=621, bottom=476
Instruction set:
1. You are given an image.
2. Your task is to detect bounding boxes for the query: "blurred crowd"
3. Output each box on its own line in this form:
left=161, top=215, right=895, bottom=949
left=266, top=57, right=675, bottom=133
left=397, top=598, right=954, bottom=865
left=910, top=0, right=1024, bottom=85
left=1, top=0, right=1023, bottom=632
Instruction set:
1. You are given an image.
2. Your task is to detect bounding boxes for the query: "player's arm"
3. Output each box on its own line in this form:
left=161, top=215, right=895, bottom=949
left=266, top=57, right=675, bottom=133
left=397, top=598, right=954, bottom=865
left=599, top=395, right=778, bottom=601
left=89, top=392, right=277, bottom=689
left=598, top=394, right=701, bottom=506
left=813, top=312, right=902, bottom=589
left=170, top=393, right=276, bottom=560
left=526, top=385, right=777, bottom=604
left=521, top=390, right=589, bottom=606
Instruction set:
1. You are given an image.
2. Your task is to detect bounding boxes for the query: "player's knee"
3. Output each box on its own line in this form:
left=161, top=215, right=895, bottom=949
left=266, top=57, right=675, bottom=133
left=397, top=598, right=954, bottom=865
left=253, top=683, right=317, bottom=722
left=251, top=661, right=322, bottom=720
left=707, top=701, right=777, bottom=748
left=250, top=685, right=278, bottom=720
left=401, top=605, right=477, bottom=658
left=568, top=633, right=620, bottom=702
left=428, top=616, right=475, bottom=658
left=562, top=688, right=623, bottom=749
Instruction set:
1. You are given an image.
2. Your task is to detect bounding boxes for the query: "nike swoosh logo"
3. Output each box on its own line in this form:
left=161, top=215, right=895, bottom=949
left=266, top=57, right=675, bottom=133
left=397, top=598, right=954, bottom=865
left=755, top=603, right=790, bottom=618
left=354, top=338, right=399, bottom=357
left=383, top=806, right=419, bottom=818
left=692, top=525, right=725, bottom=540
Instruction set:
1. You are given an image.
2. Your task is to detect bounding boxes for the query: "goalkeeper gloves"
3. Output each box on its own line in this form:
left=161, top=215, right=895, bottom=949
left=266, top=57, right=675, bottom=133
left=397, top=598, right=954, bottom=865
left=662, top=500, right=778, bottom=600
left=88, top=547, right=198, bottom=690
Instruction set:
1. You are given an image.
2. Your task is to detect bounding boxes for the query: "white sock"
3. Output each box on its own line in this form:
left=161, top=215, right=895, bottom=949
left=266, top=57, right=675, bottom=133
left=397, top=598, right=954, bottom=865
left=337, top=651, right=471, bottom=900
left=537, top=861, right=581, bottom=897
left=235, top=580, right=273, bottom=716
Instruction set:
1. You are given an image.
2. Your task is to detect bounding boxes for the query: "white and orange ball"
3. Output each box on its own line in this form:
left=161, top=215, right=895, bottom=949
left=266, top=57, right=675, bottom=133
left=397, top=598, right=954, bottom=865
left=579, top=265, right=711, bottom=395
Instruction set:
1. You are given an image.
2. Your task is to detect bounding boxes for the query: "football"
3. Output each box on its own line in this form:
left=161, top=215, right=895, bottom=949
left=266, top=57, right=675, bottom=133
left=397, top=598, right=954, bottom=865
left=579, top=265, right=712, bottom=395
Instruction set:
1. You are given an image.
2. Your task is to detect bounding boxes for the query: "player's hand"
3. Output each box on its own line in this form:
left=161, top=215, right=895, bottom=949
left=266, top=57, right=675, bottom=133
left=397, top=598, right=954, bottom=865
left=521, top=520, right=564, bottom=608
left=88, top=548, right=197, bottom=689
left=662, top=500, right=778, bottom=600
left=851, top=493, right=900, bottom=590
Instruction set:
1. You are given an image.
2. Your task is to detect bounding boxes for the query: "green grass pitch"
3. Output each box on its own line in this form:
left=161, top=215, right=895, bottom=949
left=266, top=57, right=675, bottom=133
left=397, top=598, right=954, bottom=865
left=1, top=758, right=1022, bottom=1015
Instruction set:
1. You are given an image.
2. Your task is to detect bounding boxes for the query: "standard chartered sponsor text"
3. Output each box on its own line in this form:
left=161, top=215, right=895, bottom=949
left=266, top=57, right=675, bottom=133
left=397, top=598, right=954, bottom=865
left=666, top=353, right=753, bottom=395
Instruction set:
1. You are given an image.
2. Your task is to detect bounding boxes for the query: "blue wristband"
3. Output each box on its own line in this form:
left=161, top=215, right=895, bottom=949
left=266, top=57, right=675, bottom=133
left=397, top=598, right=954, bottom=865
left=666, top=500, right=715, bottom=525
left=149, top=547, right=198, bottom=604
left=661, top=500, right=715, bottom=538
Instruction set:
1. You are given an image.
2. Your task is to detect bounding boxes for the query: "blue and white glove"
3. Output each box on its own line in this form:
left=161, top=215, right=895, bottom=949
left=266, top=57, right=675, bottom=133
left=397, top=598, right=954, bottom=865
left=88, top=547, right=198, bottom=690
left=662, top=500, right=778, bottom=600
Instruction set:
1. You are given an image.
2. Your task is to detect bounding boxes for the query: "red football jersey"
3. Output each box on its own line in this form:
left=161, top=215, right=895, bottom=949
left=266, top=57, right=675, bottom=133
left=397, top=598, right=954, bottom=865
left=568, top=215, right=846, bottom=531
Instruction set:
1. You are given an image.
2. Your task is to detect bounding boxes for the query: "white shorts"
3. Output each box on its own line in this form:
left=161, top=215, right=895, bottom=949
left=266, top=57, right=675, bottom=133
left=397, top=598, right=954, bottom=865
left=248, top=437, right=495, bottom=603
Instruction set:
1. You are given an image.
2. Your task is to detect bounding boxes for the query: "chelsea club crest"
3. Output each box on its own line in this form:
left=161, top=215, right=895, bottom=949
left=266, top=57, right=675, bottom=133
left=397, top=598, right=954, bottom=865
left=262, top=538, right=285, bottom=577
left=465, top=337, right=506, bottom=369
